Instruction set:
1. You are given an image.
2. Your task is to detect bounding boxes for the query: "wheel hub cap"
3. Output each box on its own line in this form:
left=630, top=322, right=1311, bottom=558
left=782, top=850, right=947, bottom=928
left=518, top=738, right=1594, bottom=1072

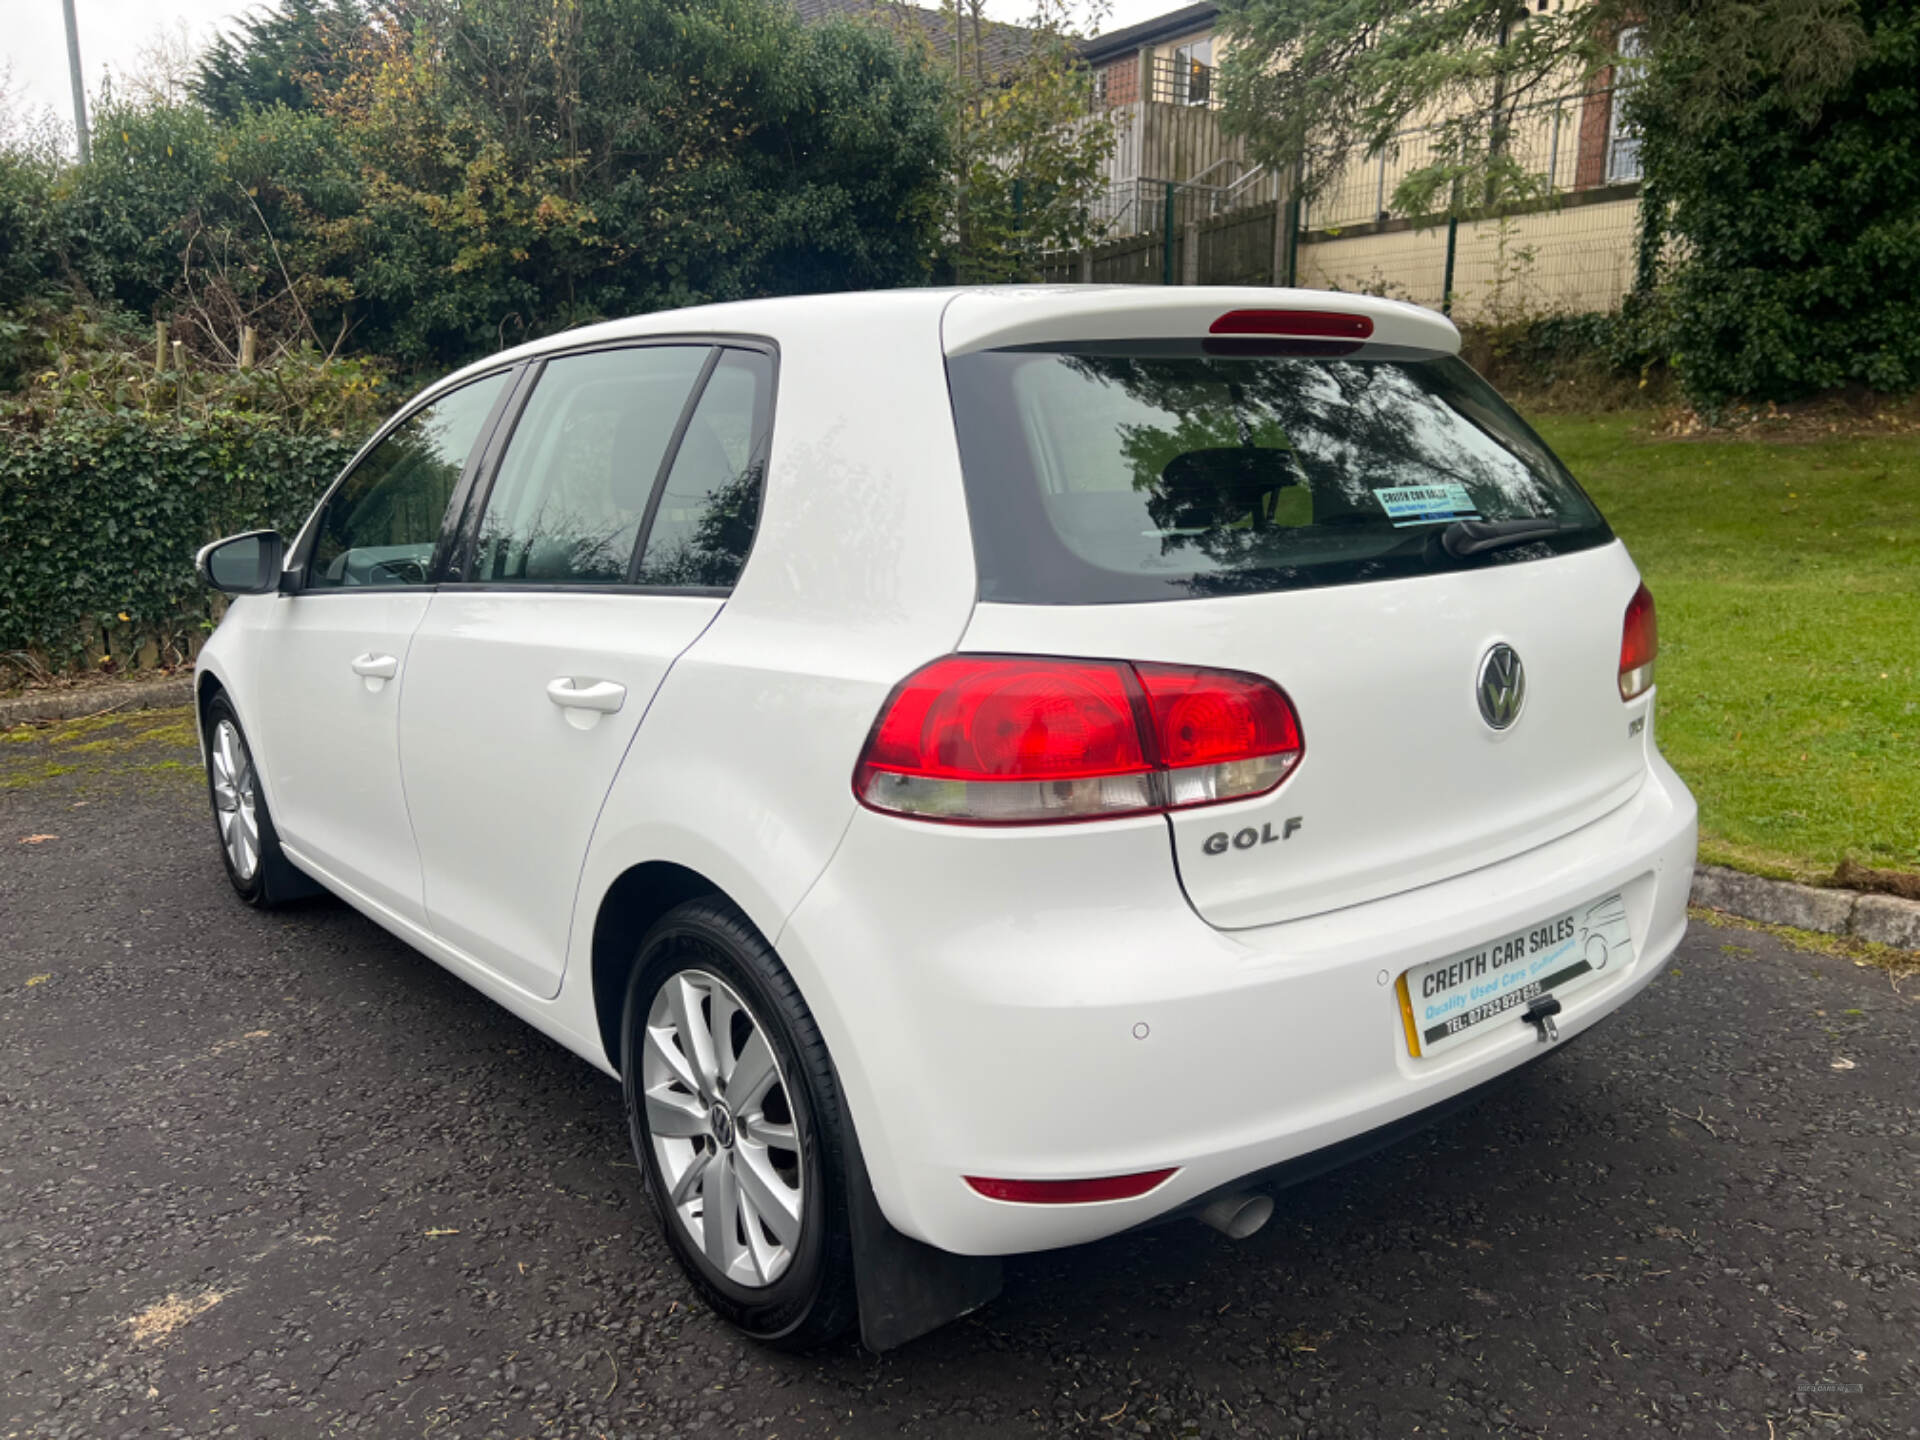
left=209, top=719, right=260, bottom=883
left=640, top=968, right=805, bottom=1289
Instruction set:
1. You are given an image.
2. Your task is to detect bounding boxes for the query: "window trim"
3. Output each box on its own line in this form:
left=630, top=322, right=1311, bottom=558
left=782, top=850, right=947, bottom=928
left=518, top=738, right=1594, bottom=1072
left=439, top=332, right=779, bottom=596
left=284, top=363, right=523, bottom=595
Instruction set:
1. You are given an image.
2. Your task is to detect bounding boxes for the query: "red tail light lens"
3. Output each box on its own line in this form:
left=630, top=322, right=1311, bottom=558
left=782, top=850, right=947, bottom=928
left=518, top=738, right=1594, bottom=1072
left=855, top=655, right=1303, bottom=824
left=1209, top=309, right=1374, bottom=339
left=1620, top=583, right=1657, bottom=700
left=965, top=1169, right=1177, bottom=1204
left=1135, top=662, right=1304, bottom=808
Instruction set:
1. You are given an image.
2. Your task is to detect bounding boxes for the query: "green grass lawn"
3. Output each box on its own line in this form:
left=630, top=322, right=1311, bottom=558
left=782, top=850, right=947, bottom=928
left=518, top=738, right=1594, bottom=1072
left=1532, top=413, right=1920, bottom=882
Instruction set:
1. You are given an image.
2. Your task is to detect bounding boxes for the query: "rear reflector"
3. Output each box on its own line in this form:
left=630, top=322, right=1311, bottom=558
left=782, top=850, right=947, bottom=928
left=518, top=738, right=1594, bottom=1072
left=855, top=655, right=1304, bottom=824
left=1620, top=583, right=1657, bottom=700
left=965, top=1170, right=1177, bottom=1204
left=1209, top=309, right=1374, bottom=340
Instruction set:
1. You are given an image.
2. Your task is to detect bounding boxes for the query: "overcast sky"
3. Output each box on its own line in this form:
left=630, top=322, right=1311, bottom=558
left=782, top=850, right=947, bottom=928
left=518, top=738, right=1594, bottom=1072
left=4, top=0, right=1181, bottom=149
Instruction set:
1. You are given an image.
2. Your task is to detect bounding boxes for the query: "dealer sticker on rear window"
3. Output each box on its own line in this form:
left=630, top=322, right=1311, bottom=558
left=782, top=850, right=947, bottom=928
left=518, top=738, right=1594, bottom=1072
left=1375, top=483, right=1478, bottom=527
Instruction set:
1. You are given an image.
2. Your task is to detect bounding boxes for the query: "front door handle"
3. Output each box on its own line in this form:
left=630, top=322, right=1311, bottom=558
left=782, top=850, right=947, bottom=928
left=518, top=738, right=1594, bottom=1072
left=546, top=678, right=627, bottom=715
left=350, top=652, right=399, bottom=680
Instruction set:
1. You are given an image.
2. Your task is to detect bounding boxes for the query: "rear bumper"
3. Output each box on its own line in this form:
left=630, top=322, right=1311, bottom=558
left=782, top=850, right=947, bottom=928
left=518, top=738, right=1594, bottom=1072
left=779, top=753, right=1697, bottom=1256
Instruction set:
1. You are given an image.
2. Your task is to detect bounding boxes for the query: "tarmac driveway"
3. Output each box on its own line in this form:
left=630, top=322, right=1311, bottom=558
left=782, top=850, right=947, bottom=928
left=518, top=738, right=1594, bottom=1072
left=2, top=708, right=1915, bottom=1438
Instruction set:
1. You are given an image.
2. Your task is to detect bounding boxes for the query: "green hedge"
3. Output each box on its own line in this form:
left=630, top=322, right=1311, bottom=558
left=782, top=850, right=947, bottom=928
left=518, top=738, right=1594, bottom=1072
left=0, top=413, right=356, bottom=665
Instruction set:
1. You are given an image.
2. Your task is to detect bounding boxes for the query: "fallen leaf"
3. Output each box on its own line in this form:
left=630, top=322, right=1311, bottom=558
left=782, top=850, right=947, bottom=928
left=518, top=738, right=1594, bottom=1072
left=1831, top=1057, right=1856, bottom=1071
left=126, top=1291, right=223, bottom=1345
left=17, top=834, right=57, bottom=845
left=423, top=1227, right=461, bottom=1237
left=26, top=974, right=51, bottom=987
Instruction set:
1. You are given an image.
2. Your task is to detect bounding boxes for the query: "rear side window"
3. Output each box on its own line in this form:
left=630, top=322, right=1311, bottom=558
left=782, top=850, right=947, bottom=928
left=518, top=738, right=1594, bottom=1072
left=469, top=346, right=710, bottom=585
left=633, top=349, right=772, bottom=589
left=945, top=343, right=1610, bottom=602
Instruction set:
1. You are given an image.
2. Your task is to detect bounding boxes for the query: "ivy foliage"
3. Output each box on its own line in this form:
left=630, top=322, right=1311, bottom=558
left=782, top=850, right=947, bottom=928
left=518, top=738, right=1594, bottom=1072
left=1636, top=0, right=1920, bottom=402
left=0, top=414, right=357, bottom=663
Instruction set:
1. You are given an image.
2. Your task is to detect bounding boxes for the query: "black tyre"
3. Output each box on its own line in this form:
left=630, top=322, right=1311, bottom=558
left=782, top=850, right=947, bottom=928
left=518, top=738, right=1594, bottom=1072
left=621, top=898, right=856, bottom=1349
left=201, top=693, right=309, bottom=907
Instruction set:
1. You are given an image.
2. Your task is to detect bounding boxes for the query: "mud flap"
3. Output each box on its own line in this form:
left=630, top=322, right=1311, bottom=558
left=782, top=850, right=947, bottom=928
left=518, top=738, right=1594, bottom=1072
left=842, top=1109, right=1003, bottom=1352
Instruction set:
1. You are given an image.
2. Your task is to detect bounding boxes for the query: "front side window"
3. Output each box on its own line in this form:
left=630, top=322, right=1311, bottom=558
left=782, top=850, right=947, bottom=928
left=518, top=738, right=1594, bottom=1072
left=307, top=371, right=509, bottom=588
left=632, top=349, right=772, bottom=589
left=946, top=341, right=1611, bottom=603
left=468, top=346, right=710, bottom=585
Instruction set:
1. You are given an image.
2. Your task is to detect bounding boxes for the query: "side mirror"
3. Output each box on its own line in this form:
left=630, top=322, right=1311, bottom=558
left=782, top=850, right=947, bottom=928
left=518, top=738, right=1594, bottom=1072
left=196, top=530, right=286, bottom=595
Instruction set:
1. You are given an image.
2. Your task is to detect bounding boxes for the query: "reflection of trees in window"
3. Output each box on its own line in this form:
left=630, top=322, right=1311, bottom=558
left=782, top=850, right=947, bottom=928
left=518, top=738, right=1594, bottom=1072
left=334, top=428, right=461, bottom=549
left=1060, top=353, right=1561, bottom=573
left=633, top=464, right=764, bottom=588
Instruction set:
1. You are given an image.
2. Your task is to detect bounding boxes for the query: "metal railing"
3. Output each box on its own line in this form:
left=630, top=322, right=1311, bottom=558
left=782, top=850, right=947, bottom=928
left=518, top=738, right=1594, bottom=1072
left=1301, top=86, right=1640, bottom=232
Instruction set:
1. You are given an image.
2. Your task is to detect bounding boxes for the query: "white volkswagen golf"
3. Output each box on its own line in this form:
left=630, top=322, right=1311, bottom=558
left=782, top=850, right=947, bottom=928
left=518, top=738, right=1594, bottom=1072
left=194, top=287, right=1696, bottom=1350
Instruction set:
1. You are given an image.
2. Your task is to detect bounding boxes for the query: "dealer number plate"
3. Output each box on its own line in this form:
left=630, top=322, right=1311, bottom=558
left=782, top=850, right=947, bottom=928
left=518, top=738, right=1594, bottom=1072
left=1400, top=893, right=1633, bottom=1057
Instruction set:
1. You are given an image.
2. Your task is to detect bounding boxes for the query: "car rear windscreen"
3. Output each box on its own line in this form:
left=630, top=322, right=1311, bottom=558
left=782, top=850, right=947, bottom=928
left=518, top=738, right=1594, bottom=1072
left=945, top=341, right=1612, bottom=603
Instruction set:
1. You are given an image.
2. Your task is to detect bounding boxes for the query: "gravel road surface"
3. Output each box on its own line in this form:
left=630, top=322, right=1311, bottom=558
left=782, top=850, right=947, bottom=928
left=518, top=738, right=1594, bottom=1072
left=3, top=708, right=1915, bottom=1438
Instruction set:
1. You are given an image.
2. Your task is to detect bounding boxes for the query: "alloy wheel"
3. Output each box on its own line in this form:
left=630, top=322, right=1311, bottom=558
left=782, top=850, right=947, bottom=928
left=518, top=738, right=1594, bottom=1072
left=641, top=968, right=805, bottom=1288
left=209, top=719, right=260, bottom=883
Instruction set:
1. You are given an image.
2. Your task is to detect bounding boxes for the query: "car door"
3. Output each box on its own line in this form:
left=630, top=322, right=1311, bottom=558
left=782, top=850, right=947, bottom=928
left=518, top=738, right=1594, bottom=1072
left=399, top=342, right=775, bottom=998
left=250, top=369, right=514, bottom=924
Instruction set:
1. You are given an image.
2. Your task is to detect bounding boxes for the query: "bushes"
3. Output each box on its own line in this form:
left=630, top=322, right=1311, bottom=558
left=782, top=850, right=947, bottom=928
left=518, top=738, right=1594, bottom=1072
left=1636, top=0, right=1920, bottom=404
left=0, top=412, right=357, bottom=667
left=0, top=303, right=381, bottom=669
left=1458, top=294, right=1678, bottom=407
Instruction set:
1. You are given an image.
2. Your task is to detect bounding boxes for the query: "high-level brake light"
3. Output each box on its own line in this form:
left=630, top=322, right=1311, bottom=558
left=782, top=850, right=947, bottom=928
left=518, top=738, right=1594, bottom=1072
left=854, top=655, right=1303, bottom=825
left=1208, top=309, right=1374, bottom=339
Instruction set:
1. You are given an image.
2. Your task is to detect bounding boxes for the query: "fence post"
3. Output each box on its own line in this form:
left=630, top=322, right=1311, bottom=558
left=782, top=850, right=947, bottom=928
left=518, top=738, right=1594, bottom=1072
left=1079, top=249, right=1093, bottom=284
left=1182, top=221, right=1200, bottom=284
left=1162, top=182, right=1177, bottom=285
left=1283, top=195, right=1300, bottom=288
left=1441, top=215, right=1459, bottom=315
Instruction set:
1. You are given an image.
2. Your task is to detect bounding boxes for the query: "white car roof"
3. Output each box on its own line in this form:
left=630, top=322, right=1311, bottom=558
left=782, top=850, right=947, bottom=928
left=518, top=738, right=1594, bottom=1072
left=434, top=285, right=1459, bottom=393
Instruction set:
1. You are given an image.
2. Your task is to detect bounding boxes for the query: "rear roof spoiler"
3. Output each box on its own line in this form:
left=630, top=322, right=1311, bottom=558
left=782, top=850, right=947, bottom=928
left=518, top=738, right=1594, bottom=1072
left=941, top=286, right=1461, bottom=357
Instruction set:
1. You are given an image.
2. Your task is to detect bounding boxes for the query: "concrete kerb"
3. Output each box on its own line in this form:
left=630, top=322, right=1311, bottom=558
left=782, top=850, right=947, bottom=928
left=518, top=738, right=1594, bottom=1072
left=0, top=675, right=195, bottom=729
left=1691, top=863, right=1920, bottom=954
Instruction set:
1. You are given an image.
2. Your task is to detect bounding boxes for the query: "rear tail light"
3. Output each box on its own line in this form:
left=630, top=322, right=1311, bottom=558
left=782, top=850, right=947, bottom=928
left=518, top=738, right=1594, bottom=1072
left=965, top=1169, right=1177, bottom=1204
left=854, top=655, right=1303, bottom=824
left=1619, top=583, right=1657, bottom=700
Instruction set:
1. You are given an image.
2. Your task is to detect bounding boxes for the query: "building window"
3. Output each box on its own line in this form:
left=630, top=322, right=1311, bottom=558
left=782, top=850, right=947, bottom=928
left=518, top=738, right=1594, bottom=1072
left=1607, top=26, right=1647, bottom=183
left=1173, top=38, right=1212, bottom=107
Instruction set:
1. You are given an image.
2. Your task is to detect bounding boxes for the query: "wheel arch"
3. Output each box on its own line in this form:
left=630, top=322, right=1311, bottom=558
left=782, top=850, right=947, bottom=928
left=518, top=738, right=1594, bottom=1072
left=589, top=860, right=730, bottom=1074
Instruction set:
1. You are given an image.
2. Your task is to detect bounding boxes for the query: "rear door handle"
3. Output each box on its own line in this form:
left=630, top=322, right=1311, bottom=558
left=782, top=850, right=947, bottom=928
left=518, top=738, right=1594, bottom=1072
left=350, top=652, right=399, bottom=679
left=546, top=678, right=626, bottom=715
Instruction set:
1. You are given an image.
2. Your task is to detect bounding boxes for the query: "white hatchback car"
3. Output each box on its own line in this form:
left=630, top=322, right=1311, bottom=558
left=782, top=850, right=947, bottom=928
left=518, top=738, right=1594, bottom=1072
left=194, top=287, right=1696, bottom=1350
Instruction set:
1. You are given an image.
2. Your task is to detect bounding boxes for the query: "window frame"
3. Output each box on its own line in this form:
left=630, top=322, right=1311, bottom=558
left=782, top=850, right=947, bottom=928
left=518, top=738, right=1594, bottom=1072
left=442, top=333, right=780, bottom=597
left=285, top=363, right=524, bottom=595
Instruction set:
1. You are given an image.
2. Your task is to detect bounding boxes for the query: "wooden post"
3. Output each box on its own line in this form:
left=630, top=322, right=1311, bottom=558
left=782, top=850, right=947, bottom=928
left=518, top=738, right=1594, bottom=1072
left=1079, top=250, right=1093, bottom=284
left=239, top=326, right=257, bottom=369
left=154, top=321, right=168, bottom=373
left=1182, top=221, right=1200, bottom=284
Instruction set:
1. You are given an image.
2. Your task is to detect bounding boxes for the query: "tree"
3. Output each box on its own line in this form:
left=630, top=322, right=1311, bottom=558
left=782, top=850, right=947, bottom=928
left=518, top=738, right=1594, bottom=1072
left=906, top=0, right=1116, bottom=282
left=194, top=0, right=368, bottom=120
left=44, top=0, right=951, bottom=373
left=1634, top=0, right=1920, bottom=401
left=1214, top=0, right=1867, bottom=219
left=312, top=0, right=950, bottom=364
